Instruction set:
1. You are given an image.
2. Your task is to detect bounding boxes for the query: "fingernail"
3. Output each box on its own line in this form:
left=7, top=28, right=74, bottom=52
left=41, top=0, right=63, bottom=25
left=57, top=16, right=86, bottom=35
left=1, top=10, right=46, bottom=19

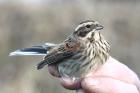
left=84, top=78, right=100, bottom=86
left=61, top=77, right=74, bottom=83
left=76, top=89, right=85, bottom=93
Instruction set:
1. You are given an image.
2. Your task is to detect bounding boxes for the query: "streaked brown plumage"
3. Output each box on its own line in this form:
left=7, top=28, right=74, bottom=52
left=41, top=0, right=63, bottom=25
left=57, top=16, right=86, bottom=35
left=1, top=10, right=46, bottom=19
left=37, top=20, right=110, bottom=78
left=9, top=20, right=110, bottom=79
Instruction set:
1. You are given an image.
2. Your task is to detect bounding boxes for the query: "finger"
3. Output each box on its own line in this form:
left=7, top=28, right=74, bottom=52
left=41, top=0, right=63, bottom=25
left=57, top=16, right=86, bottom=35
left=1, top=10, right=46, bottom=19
left=60, top=77, right=81, bottom=90
left=76, top=89, right=86, bottom=93
left=92, top=57, right=139, bottom=86
left=81, top=77, right=139, bottom=93
left=48, top=65, right=60, bottom=77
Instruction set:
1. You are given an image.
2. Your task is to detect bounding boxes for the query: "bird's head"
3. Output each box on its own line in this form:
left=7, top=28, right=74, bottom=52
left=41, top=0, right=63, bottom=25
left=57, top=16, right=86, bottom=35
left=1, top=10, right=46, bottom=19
left=73, top=20, right=103, bottom=42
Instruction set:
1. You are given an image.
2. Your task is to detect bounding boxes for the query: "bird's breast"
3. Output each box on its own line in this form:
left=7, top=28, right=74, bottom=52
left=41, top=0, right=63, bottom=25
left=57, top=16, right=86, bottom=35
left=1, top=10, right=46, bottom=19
left=57, top=38, right=110, bottom=78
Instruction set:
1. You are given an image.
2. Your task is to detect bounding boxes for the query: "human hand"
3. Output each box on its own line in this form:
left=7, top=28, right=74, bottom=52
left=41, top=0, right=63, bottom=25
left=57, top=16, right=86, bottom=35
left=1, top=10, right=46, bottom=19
left=48, top=57, right=140, bottom=93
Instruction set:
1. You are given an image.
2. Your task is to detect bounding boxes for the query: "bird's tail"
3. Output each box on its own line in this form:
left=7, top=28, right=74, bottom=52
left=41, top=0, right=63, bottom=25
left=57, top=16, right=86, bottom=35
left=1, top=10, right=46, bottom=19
left=9, top=43, right=56, bottom=56
left=37, top=60, right=48, bottom=70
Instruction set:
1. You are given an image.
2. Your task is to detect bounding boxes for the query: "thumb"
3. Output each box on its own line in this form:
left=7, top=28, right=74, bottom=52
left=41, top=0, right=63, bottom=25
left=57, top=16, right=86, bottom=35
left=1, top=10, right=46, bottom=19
left=81, top=77, right=138, bottom=93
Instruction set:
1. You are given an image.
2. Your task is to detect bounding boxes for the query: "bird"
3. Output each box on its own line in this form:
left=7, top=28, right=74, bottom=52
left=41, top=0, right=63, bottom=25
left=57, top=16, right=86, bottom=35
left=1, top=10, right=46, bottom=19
left=10, top=20, right=110, bottom=78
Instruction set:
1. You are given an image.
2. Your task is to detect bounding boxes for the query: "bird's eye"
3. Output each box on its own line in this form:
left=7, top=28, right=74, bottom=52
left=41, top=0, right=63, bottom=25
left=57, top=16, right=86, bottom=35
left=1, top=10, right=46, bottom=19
left=78, top=31, right=88, bottom=37
left=86, top=25, right=91, bottom=28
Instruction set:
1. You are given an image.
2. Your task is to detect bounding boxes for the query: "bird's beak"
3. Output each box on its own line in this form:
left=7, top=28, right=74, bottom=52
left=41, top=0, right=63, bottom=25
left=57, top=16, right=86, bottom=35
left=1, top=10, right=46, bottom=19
left=96, top=24, right=104, bottom=30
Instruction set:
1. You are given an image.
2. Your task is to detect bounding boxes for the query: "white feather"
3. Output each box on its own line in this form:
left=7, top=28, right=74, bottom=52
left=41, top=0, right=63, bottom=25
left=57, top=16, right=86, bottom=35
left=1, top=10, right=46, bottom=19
left=45, top=43, right=56, bottom=46
left=9, top=50, right=46, bottom=56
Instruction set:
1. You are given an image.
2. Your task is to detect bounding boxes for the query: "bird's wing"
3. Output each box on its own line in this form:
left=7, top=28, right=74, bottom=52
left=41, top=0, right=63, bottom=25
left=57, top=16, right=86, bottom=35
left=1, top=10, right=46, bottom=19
left=37, top=41, right=80, bottom=69
left=9, top=43, right=56, bottom=56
